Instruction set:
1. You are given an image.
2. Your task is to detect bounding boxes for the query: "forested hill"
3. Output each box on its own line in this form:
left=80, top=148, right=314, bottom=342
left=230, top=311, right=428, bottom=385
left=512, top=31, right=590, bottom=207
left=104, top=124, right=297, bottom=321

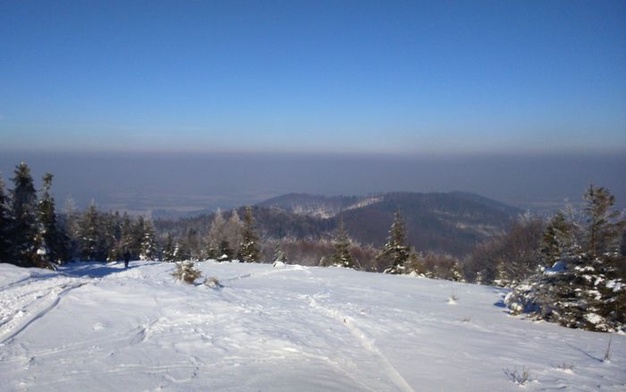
left=160, top=192, right=520, bottom=259
left=256, top=192, right=520, bottom=256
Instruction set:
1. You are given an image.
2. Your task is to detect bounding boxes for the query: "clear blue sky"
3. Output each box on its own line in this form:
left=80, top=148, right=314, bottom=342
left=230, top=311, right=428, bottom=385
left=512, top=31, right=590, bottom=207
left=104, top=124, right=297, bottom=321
left=1, top=0, right=625, bottom=155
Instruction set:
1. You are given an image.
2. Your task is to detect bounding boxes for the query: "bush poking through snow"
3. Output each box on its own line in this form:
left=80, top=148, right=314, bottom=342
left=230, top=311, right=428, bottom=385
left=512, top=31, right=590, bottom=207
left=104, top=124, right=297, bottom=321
left=204, top=276, right=223, bottom=289
left=172, top=261, right=202, bottom=284
left=603, top=334, right=613, bottom=362
left=553, top=362, right=574, bottom=372
left=504, top=367, right=531, bottom=386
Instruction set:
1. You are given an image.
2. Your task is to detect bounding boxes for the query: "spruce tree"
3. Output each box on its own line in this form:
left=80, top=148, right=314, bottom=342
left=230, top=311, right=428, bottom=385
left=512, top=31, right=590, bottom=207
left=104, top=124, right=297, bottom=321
left=540, top=210, right=577, bottom=266
left=38, top=173, right=64, bottom=264
left=238, top=206, right=260, bottom=263
left=583, top=185, right=622, bottom=257
left=218, top=239, right=234, bottom=261
left=139, top=218, right=158, bottom=260
left=224, top=210, right=242, bottom=258
left=331, top=219, right=354, bottom=268
left=506, top=186, right=626, bottom=332
left=272, top=243, right=287, bottom=265
left=162, top=233, right=176, bottom=262
left=206, top=209, right=225, bottom=259
left=378, top=211, right=410, bottom=274
left=11, top=163, right=47, bottom=268
left=79, top=202, right=106, bottom=261
left=0, top=175, right=13, bottom=264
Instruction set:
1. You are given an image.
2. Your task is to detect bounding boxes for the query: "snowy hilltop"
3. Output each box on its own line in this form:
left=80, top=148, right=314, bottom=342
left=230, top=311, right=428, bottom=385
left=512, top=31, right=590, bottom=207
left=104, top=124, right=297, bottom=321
left=1, top=261, right=624, bottom=391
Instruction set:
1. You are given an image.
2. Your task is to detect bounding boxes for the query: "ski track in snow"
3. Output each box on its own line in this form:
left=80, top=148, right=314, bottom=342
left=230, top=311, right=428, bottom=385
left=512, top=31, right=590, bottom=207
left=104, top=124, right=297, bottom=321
left=0, top=276, right=89, bottom=344
left=306, top=289, right=415, bottom=392
left=1, top=261, right=625, bottom=391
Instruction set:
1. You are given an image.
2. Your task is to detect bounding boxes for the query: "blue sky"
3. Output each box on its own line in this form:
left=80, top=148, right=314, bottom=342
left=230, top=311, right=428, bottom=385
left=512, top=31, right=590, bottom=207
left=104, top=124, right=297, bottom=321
left=1, top=0, right=625, bottom=155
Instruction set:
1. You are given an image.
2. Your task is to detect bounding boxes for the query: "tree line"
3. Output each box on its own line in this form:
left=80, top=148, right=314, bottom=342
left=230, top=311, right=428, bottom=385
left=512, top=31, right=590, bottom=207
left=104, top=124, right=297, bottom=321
left=1, top=162, right=624, bottom=331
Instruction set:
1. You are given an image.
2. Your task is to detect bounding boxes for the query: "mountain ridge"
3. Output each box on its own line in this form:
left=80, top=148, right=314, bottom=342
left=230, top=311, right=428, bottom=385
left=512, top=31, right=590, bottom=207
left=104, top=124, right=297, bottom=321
left=255, top=191, right=521, bottom=256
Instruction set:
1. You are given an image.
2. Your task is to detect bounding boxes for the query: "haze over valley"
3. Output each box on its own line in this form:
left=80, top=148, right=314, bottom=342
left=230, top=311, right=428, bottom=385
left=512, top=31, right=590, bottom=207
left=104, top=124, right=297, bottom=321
left=1, top=151, right=624, bottom=217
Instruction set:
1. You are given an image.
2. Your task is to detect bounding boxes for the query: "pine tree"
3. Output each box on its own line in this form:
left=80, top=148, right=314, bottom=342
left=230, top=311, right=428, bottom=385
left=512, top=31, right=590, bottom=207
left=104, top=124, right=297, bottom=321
left=11, top=163, right=48, bottom=268
left=331, top=219, right=354, bottom=268
left=206, top=209, right=225, bottom=259
left=378, top=211, right=411, bottom=274
left=79, top=202, right=106, bottom=261
left=506, top=186, right=626, bottom=332
left=218, top=239, right=234, bottom=261
left=162, top=233, right=176, bottom=262
left=139, top=218, right=158, bottom=260
left=541, top=210, right=577, bottom=266
left=0, top=175, right=13, bottom=264
left=238, top=206, right=260, bottom=263
left=583, top=185, right=622, bottom=257
left=38, top=173, right=65, bottom=264
left=224, top=210, right=242, bottom=258
left=272, top=242, right=287, bottom=265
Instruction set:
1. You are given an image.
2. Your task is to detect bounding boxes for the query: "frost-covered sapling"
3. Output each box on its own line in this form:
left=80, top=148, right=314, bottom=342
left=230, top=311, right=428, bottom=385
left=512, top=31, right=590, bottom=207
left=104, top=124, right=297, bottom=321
left=204, top=276, right=223, bottom=289
left=172, top=261, right=202, bottom=284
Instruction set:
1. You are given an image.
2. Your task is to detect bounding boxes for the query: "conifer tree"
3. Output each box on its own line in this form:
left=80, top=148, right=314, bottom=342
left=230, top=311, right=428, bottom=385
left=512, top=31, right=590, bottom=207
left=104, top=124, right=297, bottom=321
left=38, top=173, right=64, bottom=264
left=378, top=211, right=410, bottom=274
left=224, top=210, right=242, bottom=258
left=0, top=175, right=13, bottom=264
left=541, top=210, right=577, bottom=266
left=238, top=206, right=260, bottom=263
left=11, top=163, right=47, bottom=268
left=139, top=218, right=158, bottom=260
left=506, top=186, right=626, bottom=332
left=162, top=233, right=176, bottom=262
left=79, top=202, right=106, bottom=261
left=331, top=219, right=354, bottom=268
left=583, top=185, right=622, bottom=257
left=206, top=209, right=225, bottom=259
left=272, top=242, right=287, bottom=265
left=218, top=239, right=234, bottom=261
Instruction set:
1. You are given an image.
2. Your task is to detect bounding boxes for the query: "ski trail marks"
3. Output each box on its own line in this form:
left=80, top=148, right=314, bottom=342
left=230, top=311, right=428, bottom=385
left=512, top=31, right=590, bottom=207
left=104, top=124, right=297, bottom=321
left=0, top=277, right=88, bottom=344
left=307, top=291, right=416, bottom=392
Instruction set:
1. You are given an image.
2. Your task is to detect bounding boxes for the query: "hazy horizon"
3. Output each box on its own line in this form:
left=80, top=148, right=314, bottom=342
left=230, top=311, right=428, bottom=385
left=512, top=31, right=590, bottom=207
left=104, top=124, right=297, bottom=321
left=1, top=150, right=624, bottom=216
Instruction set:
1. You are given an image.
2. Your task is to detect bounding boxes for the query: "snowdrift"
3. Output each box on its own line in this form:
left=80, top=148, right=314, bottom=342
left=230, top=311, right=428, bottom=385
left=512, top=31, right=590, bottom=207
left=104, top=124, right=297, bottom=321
left=1, top=261, right=624, bottom=391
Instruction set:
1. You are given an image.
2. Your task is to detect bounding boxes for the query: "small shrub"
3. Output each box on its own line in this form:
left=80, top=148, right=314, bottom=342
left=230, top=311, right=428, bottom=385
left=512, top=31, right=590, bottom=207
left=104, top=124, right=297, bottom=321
left=172, top=261, right=202, bottom=284
left=504, top=367, right=531, bottom=386
left=554, top=362, right=574, bottom=372
left=204, top=276, right=223, bottom=289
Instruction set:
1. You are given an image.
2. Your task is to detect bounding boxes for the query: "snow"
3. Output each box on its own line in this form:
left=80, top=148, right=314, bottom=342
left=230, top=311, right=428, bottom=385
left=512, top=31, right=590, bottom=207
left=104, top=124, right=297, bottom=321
left=1, top=261, right=625, bottom=391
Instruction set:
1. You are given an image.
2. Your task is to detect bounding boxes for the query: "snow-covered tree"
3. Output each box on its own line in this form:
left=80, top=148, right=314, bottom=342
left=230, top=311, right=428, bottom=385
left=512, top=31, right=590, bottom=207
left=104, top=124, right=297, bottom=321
left=540, top=210, right=578, bottom=266
left=331, top=219, right=354, bottom=268
left=223, top=210, right=242, bottom=259
left=0, top=175, right=13, bottom=264
left=206, top=209, right=226, bottom=259
left=38, top=173, right=65, bottom=264
left=218, top=239, right=234, bottom=261
left=583, top=185, right=622, bottom=257
left=11, top=163, right=48, bottom=268
left=78, top=202, right=107, bottom=261
left=139, top=218, right=158, bottom=261
left=378, top=211, right=410, bottom=274
left=238, top=206, right=260, bottom=263
left=506, top=186, right=626, bottom=332
left=272, top=242, right=287, bottom=265
left=172, top=261, right=202, bottom=284
left=162, top=233, right=176, bottom=262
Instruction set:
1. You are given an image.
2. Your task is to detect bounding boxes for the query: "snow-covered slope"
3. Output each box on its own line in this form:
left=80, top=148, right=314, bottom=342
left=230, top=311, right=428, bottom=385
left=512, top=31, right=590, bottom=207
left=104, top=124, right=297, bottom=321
left=1, top=261, right=624, bottom=391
